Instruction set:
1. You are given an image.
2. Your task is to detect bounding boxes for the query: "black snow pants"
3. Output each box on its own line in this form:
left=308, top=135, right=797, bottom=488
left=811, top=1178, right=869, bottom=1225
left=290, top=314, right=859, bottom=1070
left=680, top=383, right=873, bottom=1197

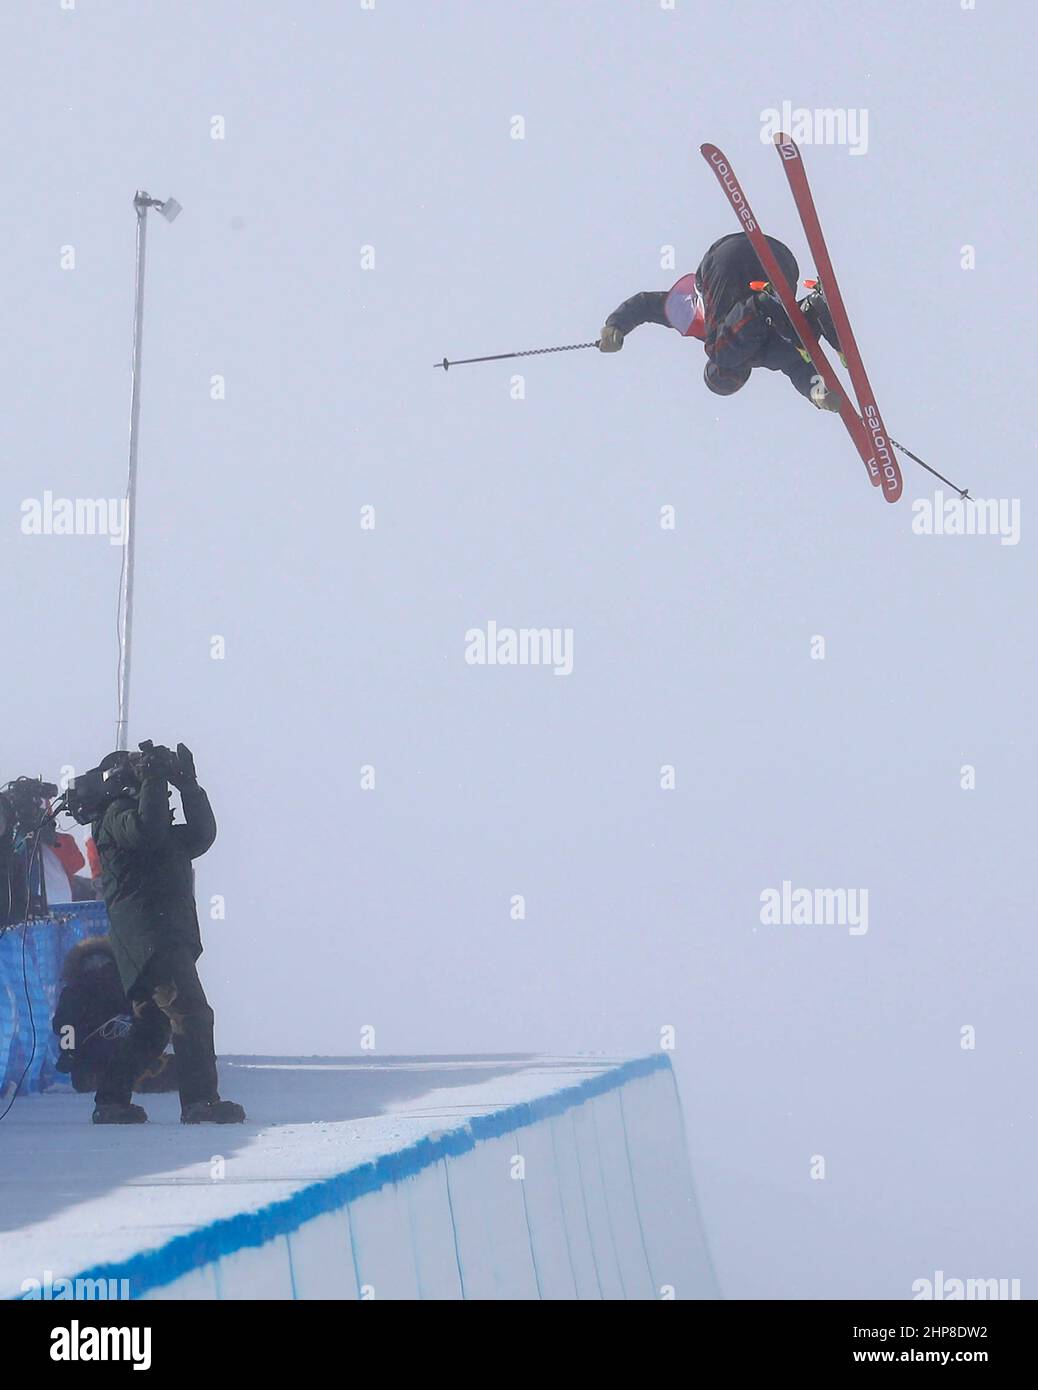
left=95, top=946, right=218, bottom=1109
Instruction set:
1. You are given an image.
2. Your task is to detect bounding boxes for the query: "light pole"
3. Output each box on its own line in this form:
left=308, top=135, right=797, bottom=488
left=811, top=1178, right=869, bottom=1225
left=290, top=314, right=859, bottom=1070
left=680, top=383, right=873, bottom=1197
left=115, top=190, right=181, bottom=752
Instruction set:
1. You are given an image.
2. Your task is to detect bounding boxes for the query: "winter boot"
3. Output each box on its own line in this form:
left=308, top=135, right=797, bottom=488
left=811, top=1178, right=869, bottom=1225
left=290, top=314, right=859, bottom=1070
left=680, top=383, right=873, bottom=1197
left=181, top=1098, right=246, bottom=1125
left=93, top=1102, right=148, bottom=1124
left=800, top=281, right=843, bottom=357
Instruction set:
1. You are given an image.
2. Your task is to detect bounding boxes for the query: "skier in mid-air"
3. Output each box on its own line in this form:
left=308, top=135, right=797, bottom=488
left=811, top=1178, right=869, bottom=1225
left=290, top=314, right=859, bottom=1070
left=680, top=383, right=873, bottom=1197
left=598, top=231, right=843, bottom=410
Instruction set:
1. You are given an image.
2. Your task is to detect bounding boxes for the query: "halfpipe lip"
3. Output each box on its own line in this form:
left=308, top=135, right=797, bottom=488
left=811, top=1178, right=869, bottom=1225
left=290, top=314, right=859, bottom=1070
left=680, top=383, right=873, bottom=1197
left=37, top=1054, right=673, bottom=1302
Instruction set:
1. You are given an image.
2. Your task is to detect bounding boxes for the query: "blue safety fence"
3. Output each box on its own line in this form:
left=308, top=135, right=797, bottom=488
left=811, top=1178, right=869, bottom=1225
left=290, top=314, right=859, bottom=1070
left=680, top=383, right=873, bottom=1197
left=0, top=901, right=110, bottom=1099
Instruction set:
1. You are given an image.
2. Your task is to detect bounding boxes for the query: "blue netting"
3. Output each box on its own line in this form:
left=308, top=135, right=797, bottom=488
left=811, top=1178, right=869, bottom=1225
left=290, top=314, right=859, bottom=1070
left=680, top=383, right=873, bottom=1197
left=0, top=901, right=110, bottom=1098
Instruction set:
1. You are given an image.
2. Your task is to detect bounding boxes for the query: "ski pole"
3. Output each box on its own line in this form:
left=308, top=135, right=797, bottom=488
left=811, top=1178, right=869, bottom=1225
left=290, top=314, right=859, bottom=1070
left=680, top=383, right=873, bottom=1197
left=434, top=340, right=600, bottom=371
left=890, top=439, right=971, bottom=501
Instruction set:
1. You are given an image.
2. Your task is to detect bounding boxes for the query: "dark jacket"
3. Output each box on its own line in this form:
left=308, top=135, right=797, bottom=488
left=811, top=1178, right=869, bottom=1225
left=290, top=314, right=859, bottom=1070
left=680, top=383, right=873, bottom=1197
left=52, top=936, right=131, bottom=1090
left=92, top=776, right=217, bottom=993
left=606, top=232, right=818, bottom=399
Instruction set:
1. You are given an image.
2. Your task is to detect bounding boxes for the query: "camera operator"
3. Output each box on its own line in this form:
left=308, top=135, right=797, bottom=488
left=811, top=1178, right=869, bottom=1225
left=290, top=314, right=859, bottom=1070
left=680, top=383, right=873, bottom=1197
left=0, top=790, right=17, bottom=926
left=52, top=936, right=179, bottom=1094
left=1, top=776, right=60, bottom=926
left=90, top=742, right=245, bottom=1125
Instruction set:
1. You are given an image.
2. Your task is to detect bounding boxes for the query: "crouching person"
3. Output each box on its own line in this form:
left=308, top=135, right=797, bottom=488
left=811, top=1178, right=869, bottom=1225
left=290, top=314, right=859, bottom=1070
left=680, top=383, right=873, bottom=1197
left=90, top=742, right=244, bottom=1125
left=52, top=936, right=179, bottom=1094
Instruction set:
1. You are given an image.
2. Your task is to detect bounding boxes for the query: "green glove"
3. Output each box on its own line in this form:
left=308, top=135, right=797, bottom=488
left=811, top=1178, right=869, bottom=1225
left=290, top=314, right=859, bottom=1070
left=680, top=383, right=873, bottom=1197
left=811, top=384, right=843, bottom=412
left=598, top=325, right=624, bottom=353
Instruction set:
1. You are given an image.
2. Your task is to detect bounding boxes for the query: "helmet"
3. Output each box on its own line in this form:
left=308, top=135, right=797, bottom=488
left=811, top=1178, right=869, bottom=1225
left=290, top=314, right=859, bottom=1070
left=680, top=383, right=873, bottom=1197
left=704, top=360, right=750, bottom=396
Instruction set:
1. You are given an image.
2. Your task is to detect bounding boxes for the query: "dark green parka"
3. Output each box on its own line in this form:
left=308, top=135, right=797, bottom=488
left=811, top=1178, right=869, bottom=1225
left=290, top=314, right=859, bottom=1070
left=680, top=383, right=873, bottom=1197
left=92, top=774, right=217, bottom=993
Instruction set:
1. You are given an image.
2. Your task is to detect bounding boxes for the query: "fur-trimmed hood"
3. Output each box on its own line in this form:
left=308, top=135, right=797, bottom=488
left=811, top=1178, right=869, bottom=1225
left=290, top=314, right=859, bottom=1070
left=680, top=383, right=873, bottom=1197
left=60, top=935, right=117, bottom=983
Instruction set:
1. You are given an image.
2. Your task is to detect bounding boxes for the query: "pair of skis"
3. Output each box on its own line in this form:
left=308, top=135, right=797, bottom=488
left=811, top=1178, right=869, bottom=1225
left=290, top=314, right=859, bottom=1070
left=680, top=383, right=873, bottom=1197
left=701, top=136, right=903, bottom=503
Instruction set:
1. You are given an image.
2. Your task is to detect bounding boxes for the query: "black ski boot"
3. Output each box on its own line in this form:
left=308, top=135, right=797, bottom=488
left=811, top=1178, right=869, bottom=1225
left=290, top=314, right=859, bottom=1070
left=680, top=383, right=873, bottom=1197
left=181, top=1098, right=246, bottom=1125
left=93, top=1102, right=148, bottom=1124
left=800, top=281, right=843, bottom=356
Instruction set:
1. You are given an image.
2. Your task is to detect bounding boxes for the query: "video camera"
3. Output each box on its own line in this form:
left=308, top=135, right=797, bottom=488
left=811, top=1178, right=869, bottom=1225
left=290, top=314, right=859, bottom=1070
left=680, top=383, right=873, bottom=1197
left=0, top=776, right=60, bottom=838
left=1, top=777, right=60, bottom=928
left=65, top=742, right=183, bottom=826
left=133, top=740, right=179, bottom=779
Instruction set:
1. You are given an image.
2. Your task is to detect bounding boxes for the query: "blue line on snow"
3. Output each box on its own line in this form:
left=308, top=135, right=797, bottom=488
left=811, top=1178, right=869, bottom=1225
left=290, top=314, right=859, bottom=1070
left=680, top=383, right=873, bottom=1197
left=55, top=1053, right=670, bottom=1301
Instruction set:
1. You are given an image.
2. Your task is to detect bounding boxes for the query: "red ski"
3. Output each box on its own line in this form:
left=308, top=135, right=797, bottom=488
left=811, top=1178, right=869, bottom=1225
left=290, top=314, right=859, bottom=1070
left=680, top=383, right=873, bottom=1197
left=699, top=142, right=884, bottom=496
left=772, top=134, right=902, bottom=502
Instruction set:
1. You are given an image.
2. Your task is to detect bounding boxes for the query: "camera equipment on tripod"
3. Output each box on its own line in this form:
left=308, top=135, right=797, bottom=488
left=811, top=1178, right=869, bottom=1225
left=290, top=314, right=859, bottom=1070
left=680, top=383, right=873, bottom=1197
left=0, top=776, right=60, bottom=927
left=0, top=777, right=59, bottom=835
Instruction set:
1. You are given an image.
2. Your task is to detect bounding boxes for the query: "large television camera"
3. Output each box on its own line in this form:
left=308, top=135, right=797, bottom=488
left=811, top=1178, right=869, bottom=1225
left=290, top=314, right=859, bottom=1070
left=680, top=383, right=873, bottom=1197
left=0, top=776, right=59, bottom=839
left=65, top=742, right=184, bottom=826
left=0, top=776, right=60, bottom=928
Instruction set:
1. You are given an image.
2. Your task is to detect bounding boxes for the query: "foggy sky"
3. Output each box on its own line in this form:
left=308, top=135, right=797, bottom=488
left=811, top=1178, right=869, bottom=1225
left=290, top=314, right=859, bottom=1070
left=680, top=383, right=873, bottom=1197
left=4, top=0, right=1034, bottom=1298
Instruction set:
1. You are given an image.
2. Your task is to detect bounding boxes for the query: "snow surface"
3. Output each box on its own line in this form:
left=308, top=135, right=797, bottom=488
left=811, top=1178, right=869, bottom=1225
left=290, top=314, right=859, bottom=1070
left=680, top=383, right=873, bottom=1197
left=0, top=1054, right=715, bottom=1299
